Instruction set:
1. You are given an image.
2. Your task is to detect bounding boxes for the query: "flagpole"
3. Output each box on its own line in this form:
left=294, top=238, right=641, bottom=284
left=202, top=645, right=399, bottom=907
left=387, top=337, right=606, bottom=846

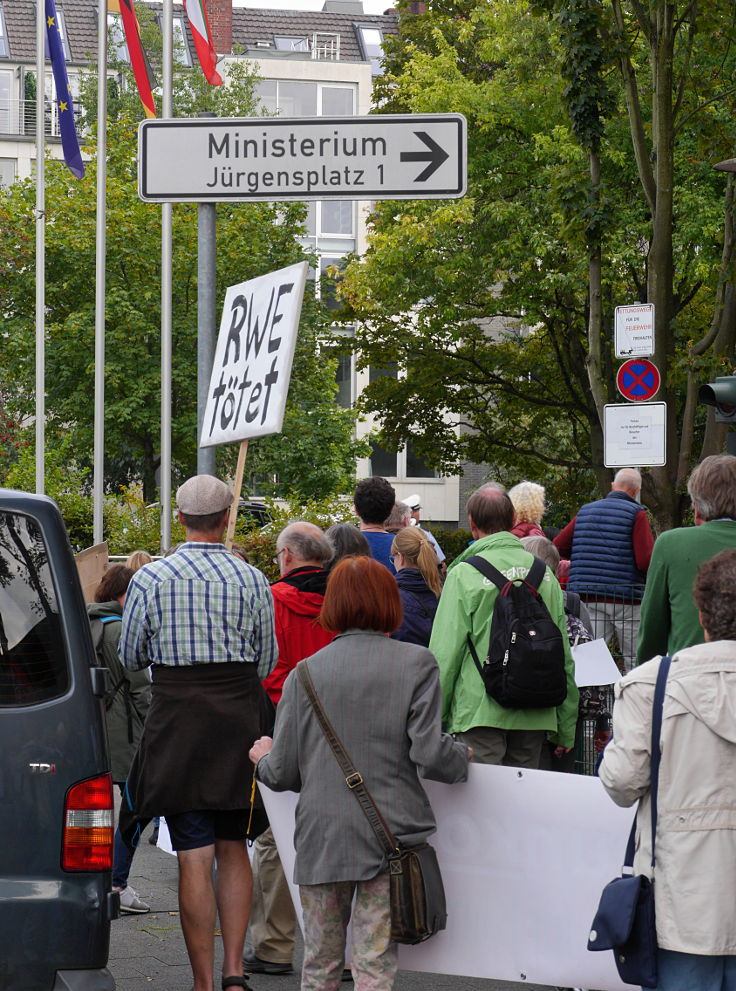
left=160, top=0, right=173, bottom=551
left=35, top=0, right=46, bottom=494
left=93, top=0, right=108, bottom=544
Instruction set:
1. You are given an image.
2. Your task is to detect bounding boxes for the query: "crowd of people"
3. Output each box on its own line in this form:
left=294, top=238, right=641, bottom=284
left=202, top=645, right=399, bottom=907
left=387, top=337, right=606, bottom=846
left=94, top=457, right=736, bottom=991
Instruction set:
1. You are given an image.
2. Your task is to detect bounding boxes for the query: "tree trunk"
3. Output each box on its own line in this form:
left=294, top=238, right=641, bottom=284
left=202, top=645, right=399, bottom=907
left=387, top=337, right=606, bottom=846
left=141, top=437, right=159, bottom=504
left=645, top=1, right=678, bottom=528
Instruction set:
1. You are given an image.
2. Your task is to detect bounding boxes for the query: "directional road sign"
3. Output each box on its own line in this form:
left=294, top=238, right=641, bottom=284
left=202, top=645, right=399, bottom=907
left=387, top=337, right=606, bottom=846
left=616, top=357, right=661, bottom=402
left=138, top=114, right=466, bottom=203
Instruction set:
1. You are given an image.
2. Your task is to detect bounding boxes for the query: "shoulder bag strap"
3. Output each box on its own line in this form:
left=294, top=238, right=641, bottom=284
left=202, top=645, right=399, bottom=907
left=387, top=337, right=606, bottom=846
left=622, top=654, right=671, bottom=872
left=296, top=662, right=399, bottom=857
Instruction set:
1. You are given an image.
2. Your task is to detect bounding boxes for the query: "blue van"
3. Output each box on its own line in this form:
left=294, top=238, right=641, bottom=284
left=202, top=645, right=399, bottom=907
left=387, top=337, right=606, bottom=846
left=0, top=490, right=117, bottom=990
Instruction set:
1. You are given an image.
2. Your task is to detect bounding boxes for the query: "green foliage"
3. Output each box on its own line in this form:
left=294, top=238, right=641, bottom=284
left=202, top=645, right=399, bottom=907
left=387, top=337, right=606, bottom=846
left=425, top=525, right=472, bottom=566
left=104, top=488, right=185, bottom=556
left=341, top=0, right=736, bottom=528
left=0, top=38, right=359, bottom=513
left=6, top=437, right=94, bottom=550
left=230, top=495, right=357, bottom=581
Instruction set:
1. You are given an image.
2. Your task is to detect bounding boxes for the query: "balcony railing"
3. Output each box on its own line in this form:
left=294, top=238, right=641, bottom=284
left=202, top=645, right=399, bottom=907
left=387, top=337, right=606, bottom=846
left=0, top=99, right=85, bottom=139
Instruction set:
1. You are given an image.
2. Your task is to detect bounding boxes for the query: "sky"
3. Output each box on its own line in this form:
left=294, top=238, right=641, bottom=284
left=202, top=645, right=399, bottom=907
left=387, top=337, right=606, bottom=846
left=231, top=0, right=394, bottom=14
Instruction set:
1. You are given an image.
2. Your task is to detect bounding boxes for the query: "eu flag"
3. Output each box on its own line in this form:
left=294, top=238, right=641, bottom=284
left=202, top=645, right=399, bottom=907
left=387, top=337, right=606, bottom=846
left=45, top=0, right=85, bottom=178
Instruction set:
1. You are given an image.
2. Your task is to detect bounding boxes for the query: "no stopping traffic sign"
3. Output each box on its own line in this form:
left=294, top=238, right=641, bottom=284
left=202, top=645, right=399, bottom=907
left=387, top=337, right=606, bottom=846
left=616, top=358, right=661, bottom=402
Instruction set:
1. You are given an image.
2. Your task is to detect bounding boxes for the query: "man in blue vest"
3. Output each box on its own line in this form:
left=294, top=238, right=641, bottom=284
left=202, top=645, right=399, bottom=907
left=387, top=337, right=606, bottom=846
left=554, top=468, right=654, bottom=672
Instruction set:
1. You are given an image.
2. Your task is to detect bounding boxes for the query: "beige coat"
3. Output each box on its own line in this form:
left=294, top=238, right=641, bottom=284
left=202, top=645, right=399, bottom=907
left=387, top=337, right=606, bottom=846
left=599, top=641, right=736, bottom=954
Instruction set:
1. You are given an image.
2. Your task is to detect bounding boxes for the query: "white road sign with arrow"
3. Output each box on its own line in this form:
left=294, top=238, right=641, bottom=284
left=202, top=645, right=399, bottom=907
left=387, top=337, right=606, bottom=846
left=139, top=114, right=466, bottom=202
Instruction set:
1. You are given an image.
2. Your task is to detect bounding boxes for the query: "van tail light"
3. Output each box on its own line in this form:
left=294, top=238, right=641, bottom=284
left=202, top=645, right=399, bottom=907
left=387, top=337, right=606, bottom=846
left=62, top=774, right=114, bottom=871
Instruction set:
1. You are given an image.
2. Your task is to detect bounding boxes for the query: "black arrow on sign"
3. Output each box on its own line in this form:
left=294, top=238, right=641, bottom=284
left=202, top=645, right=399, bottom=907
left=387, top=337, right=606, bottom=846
left=400, top=131, right=449, bottom=182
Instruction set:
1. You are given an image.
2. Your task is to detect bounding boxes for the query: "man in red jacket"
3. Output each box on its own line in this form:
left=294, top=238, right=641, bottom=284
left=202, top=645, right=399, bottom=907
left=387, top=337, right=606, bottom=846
left=245, top=522, right=334, bottom=975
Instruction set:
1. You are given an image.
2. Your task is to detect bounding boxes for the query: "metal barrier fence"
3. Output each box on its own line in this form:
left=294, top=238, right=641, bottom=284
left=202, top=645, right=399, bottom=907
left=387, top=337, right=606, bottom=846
left=567, top=582, right=645, bottom=674
left=575, top=684, right=615, bottom=776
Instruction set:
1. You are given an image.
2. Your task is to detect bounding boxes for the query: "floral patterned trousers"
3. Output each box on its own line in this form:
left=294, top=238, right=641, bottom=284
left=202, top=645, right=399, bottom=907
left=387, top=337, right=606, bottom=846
left=299, top=872, right=397, bottom=991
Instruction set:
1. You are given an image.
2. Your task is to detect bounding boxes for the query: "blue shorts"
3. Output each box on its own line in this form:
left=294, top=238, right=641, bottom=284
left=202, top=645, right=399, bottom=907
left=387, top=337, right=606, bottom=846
left=166, top=809, right=250, bottom=852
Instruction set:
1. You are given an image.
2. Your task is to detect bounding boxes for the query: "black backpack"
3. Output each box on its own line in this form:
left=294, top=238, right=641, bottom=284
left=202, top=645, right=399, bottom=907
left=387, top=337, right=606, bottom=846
left=464, top=555, right=568, bottom=709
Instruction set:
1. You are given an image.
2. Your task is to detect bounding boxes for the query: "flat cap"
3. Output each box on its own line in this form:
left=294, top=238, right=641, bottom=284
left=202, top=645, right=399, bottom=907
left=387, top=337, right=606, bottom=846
left=176, top=475, right=233, bottom=515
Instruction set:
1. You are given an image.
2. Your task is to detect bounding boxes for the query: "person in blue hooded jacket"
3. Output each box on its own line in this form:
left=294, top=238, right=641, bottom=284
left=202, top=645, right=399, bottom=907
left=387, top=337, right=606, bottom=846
left=390, top=527, right=441, bottom=647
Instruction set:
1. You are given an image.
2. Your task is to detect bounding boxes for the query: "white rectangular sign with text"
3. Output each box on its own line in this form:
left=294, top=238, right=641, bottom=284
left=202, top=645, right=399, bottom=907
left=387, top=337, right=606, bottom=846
left=139, top=115, right=466, bottom=202
left=200, top=261, right=308, bottom=448
left=604, top=401, right=667, bottom=467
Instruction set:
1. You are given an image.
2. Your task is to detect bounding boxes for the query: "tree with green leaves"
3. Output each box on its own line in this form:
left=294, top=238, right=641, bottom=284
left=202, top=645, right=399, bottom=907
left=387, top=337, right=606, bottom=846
left=0, top=17, right=362, bottom=505
left=340, top=0, right=736, bottom=527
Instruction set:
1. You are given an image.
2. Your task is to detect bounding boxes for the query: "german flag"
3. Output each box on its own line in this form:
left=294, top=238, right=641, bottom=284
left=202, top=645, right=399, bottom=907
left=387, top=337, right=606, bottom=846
left=108, top=0, right=156, bottom=118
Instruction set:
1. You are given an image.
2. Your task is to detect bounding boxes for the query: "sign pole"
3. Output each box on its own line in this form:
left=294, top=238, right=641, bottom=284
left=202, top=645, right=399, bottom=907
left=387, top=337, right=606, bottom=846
left=35, top=0, right=45, bottom=494
left=159, top=0, right=173, bottom=552
left=197, top=117, right=217, bottom=476
left=225, top=439, right=248, bottom=550
left=92, top=0, right=108, bottom=543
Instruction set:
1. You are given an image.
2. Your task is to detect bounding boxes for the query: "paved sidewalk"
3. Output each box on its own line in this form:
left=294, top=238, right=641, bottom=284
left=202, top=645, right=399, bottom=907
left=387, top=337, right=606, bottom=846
left=109, top=818, right=548, bottom=991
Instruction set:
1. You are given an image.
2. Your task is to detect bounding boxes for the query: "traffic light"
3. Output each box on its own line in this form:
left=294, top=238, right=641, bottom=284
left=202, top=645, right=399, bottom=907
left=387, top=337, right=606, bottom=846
left=699, top=374, right=736, bottom=424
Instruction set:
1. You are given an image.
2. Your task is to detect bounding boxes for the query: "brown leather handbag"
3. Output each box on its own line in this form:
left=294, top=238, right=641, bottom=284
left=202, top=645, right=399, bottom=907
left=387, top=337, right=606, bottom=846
left=296, top=662, right=447, bottom=944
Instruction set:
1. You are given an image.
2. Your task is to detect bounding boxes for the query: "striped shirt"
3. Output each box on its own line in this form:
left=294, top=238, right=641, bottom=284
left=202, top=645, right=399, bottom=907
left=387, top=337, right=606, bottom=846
left=119, top=542, right=277, bottom=678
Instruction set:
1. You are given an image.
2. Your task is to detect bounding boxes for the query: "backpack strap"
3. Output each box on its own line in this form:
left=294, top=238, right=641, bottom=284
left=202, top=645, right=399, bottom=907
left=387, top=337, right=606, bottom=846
left=464, top=555, right=508, bottom=589
left=464, top=554, right=546, bottom=594
left=463, top=554, right=547, bottom=681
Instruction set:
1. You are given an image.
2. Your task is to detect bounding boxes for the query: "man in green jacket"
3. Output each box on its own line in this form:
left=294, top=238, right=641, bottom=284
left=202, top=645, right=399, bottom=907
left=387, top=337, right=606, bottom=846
left=636, top=454, right=736, bottom=664
left=429, top=483, right=578, bottom=768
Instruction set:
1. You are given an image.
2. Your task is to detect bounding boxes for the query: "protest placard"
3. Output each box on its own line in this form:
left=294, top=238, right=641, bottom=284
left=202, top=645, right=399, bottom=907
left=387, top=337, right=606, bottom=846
left=200, top=261, right=308, bottom=449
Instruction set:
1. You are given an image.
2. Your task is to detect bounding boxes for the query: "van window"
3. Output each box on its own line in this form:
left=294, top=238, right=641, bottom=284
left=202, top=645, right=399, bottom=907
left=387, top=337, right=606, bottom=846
left=0, top=511, right=69, bottom=706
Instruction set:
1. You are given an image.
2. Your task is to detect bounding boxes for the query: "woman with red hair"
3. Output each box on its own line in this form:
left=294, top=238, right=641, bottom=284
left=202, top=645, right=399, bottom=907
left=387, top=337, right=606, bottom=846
left=249, top=556, right=469, bottom=991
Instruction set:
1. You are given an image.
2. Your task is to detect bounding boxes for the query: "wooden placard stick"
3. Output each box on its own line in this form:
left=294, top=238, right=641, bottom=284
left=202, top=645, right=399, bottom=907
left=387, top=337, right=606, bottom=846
left=225, top=439, right=248, bottom=550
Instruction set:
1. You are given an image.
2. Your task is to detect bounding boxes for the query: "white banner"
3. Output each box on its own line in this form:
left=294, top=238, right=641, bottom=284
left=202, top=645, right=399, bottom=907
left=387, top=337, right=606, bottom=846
left=200, top=261, right=308, bottom=448
left=261, top=763, right=634, bottom=991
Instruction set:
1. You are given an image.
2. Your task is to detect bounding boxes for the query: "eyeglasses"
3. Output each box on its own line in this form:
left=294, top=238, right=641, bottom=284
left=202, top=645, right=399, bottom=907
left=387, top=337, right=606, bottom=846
left=272, top=547, right=287, bottom=565
left=389, top=554, right=397, bottom=565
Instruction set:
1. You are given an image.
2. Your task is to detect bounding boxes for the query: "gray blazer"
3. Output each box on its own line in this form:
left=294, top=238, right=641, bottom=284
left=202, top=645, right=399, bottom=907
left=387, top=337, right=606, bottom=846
left=256, top=629, right=469, bottom=885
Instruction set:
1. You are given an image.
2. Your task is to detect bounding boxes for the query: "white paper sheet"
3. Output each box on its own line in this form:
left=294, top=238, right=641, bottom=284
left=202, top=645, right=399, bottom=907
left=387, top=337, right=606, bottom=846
left=573, top=637, right=623, bottom=687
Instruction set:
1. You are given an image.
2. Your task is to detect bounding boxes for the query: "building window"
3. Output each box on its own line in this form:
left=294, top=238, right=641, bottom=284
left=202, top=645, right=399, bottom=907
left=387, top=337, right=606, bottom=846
left=255, top=79, right=277, bottom=114
left=274, top=36, right=309, bottom=52
left=108, top=13, right=128, bottom=63
left=369, top=441, right=397, bottom=478
left=276, top=80, right=318, bottom=116
left=406, top=442, right=438, bottom=478
left=335, top=353, right=353, bottom=409
left=0, top=3, right=8, bottom=58
left=0, top=69, right=11, bottom=134
left=55, top=7, right=72, bottom=60
left=319, top=256, right=347, bottom=312
left=173, top=16, right=192, bottom=66
left=321, top=201, right=354, bottom=236
left=0, top=157, right=15, bottom=186
left=356, top=25, right=385, bottom=75
left=321, top=86, right=354, bottom=115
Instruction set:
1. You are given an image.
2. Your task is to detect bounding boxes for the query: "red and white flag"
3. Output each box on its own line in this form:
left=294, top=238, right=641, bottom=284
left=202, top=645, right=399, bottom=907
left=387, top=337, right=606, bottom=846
left=183, top=0, right=223, bottom=86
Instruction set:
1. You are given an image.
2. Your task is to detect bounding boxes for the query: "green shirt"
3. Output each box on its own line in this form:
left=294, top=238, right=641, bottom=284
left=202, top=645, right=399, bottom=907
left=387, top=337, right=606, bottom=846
left=429, top=531, right=579, bottom=747
left=636, top=519, right=736, bottom=664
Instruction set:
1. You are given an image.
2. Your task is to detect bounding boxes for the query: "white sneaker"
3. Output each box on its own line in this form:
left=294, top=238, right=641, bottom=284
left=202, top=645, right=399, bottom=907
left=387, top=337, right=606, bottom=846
left=116, top=885, right=150, bottom=914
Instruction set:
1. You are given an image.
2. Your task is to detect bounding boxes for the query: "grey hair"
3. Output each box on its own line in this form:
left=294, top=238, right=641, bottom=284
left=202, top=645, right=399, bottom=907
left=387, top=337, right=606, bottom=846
left=687, top=455, right=736, bottom=522
left=520, top=535, right=560, bottom=572
left=277, top=521, right=333, bottom=566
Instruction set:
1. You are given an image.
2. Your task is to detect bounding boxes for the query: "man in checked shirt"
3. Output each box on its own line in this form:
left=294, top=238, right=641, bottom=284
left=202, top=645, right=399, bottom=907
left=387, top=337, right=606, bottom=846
left=120, top=474, right=277, bottom=991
